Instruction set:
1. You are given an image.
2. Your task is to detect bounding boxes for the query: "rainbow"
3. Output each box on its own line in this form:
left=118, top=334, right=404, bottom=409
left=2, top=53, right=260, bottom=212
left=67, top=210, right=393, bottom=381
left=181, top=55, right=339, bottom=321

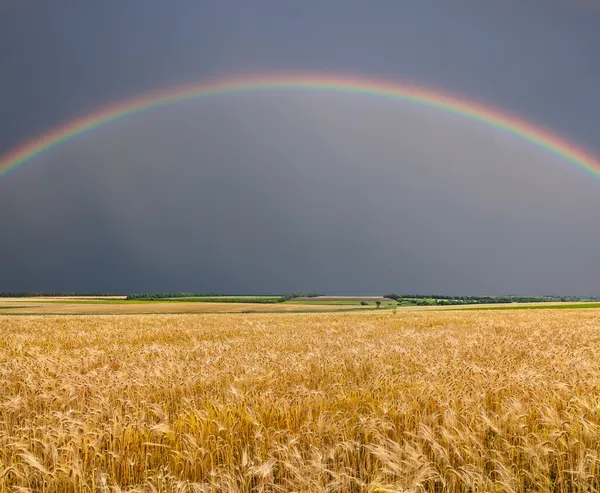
left=1, top=72, right=600, bottom=179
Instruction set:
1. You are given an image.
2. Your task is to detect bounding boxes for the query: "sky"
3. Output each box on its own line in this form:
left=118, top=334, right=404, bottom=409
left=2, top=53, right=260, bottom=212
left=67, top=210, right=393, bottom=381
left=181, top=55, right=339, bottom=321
left=1, top=0, right=599, bottom=295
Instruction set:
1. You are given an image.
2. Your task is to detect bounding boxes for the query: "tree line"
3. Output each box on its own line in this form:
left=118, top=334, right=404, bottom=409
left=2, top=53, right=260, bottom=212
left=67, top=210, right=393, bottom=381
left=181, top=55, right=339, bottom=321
left=384, top=293, right=600, bottom=305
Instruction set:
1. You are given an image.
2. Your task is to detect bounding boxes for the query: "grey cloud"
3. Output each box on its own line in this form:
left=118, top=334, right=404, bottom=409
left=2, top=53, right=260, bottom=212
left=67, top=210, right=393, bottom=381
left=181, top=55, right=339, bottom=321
left=2, top=92, right=599, bottom=294
left=1, top=0, right=599, bottom=294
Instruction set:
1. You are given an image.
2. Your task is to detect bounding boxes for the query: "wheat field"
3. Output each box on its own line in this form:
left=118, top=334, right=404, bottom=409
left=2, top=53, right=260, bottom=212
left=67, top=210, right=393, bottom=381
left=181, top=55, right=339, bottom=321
left=1, top=310, right=600, bottom=492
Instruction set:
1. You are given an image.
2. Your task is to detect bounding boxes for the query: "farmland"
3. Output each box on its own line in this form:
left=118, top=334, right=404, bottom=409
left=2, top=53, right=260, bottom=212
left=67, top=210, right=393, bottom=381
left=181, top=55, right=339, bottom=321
left=3, top=293, right=600, bottom=315
left=0, top=298, right=373, bottom=315
left=2, top=308, right=600, bottom=491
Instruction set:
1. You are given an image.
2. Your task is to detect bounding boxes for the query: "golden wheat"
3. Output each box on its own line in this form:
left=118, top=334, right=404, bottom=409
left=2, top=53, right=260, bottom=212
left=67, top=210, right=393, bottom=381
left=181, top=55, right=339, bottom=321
left=1, top=310, right=600, bottom=492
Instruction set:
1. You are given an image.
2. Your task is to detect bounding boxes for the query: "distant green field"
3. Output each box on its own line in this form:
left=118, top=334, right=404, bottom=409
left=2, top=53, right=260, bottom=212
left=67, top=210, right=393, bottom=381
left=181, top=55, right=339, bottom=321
left=454, top=303, right=600, bottom=311
left=149, top=296, right=282, bottom=303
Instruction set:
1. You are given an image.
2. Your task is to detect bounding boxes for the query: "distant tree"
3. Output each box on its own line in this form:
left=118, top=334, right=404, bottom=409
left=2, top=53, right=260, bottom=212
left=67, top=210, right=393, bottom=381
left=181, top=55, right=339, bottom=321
left=376, top=301, right=381, bottom=309
left=278, top=292, right=322, bottom=302
left=360, top=301, right=368, bottom=306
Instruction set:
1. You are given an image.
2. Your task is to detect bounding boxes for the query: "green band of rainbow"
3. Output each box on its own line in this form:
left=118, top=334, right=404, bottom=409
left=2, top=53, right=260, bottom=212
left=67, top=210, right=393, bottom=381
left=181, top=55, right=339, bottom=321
left=1, top=73, right=599, bottom=179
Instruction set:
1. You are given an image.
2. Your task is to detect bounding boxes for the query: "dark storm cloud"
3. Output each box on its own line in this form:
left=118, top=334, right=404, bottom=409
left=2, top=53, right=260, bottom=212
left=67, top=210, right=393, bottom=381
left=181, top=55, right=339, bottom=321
left=1, top=1, right=599, bottom=294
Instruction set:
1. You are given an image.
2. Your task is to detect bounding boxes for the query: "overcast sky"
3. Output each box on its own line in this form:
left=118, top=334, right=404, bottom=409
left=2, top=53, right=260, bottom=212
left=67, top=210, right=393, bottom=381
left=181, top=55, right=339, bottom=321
left=1, top=0, right=599, bottom=295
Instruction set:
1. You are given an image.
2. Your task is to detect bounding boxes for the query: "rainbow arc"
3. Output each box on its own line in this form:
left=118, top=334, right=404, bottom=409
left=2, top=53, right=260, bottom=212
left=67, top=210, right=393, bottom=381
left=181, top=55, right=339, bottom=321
left=1, top=73, right=599, bottom=179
